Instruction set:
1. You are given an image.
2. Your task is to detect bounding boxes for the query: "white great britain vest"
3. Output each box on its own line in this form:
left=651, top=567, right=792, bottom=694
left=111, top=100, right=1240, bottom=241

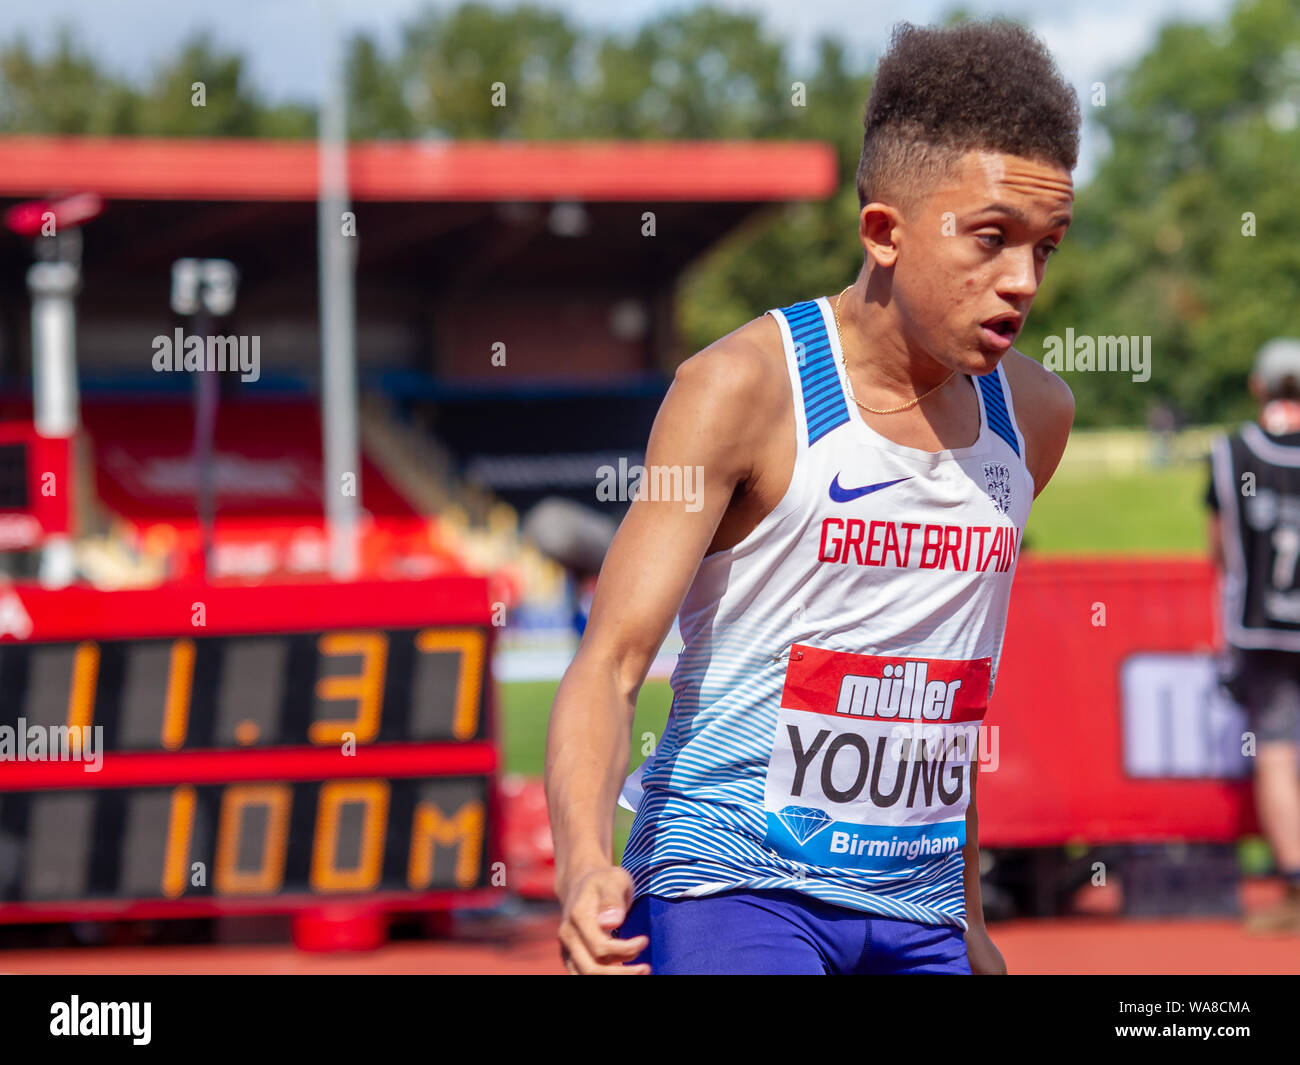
left=619, top=296, right=1033, bottom=929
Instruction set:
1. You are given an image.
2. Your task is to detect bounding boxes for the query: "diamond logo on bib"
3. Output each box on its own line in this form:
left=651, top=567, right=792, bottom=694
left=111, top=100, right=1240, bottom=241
left=776, top=805, right=833, bottom=845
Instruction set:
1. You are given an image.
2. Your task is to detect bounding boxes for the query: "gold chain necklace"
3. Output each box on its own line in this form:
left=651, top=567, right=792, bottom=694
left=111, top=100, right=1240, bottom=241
left=832, top=284, right=956, bottom=416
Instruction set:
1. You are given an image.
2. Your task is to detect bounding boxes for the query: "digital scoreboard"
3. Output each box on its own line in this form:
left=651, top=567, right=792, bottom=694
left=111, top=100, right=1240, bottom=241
left=0, top=578, right=501, bottom=930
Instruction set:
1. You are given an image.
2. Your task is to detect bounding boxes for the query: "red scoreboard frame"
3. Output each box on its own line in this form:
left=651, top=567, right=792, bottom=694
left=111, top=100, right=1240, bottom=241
left=0, top=577, right=503, bottom=933
left=0, top=421, right=71, bottom=550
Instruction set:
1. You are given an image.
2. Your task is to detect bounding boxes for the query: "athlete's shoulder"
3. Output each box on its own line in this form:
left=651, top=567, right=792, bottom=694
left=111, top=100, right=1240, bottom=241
left=996, top=348, right=1075, bottom=496
left=997, top=347, right=1074, bottom=422
left=670, top=310, right=788, bottom=413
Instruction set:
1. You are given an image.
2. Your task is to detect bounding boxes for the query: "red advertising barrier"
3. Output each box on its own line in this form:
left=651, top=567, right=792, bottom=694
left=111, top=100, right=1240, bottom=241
left=979, top=556, right=1255, bottom=846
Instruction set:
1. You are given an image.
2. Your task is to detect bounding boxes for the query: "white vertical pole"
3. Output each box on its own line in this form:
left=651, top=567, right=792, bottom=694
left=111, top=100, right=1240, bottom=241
left=29, top=259, right=80, bottom=587
left=318, top=0, right=360, bottom=579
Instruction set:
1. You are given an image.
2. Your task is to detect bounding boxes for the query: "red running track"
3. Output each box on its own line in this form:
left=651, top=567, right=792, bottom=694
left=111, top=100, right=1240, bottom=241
left=1, top=914, right=1297, bottom=975
left=1, top=880, right=1297, bottom=975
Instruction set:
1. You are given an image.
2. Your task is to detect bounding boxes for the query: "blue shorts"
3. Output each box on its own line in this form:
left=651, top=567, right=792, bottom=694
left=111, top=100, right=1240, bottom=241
left=618, top=888, right=971, bottom=975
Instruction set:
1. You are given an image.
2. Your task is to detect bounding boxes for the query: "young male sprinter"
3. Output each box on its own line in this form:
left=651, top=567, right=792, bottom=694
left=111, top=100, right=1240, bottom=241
left=546, top=19, right=1079, bottom=974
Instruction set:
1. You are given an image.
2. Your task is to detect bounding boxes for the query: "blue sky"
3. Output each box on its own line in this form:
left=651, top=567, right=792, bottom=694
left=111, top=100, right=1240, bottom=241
left=4, top=0, right=1237, bottom=181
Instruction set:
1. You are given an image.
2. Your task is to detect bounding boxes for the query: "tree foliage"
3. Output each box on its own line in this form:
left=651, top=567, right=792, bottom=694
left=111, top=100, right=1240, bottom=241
left=1, top=0, right=1297, bottom=425
left=1028, top=0, right=1300, bottom=425
left=0, top=29, right=312, bottom=136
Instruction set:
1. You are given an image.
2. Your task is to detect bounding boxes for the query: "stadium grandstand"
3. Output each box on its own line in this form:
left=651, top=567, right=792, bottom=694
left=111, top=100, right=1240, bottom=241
left=0, top=134, right=836, bottom=621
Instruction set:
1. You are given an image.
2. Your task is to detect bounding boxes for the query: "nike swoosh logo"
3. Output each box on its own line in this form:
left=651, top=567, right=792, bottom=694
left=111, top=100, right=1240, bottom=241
left=828, top=474, right=912, bottom=503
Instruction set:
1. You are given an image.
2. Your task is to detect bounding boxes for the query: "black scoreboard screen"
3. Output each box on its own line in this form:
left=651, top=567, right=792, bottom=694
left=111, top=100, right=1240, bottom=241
left=0, top=627, right=489, bottom=750
left=0, top=442, right=29, bottom=510
left=0, top=777, right=489, bottom=903
left=0, top=578, right=501, bottom=921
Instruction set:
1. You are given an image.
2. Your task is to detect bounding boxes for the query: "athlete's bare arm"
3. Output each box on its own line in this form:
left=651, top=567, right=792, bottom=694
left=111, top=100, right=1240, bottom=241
left=1209, top=512, right=1225, bottom=570
left=546, top=316, right=792, bottom=975
left=999, top=348, right=1075, bottom=498
left=961, top=762, right=1007, bottom=973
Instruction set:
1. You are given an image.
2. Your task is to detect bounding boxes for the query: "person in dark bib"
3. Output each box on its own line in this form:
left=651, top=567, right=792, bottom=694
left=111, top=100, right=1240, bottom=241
left=1209, top=337, right=1300, bottom=935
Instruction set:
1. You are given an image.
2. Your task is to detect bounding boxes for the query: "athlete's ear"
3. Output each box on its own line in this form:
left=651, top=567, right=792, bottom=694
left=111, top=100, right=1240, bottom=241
left=859, top=202, right=901, bottom=269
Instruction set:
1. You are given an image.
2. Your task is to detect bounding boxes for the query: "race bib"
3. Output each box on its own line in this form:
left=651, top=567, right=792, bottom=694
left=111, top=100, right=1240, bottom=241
left=762, top=644, right=990, bottom=870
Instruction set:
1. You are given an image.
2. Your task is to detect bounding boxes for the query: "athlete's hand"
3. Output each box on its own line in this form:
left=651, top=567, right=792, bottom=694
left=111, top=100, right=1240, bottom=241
left=557, top=865, right=650, bottom=975
left=965, top=923, right=1007, bottom=974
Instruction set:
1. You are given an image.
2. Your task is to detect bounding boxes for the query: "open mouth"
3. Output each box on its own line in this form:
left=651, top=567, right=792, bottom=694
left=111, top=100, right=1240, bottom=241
left=980, top=315, right=1021, bottom=348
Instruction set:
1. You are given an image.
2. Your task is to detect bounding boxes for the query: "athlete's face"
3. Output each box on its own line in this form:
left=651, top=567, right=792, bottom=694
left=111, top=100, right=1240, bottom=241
left=884, top=150, right=1073, bottom=375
